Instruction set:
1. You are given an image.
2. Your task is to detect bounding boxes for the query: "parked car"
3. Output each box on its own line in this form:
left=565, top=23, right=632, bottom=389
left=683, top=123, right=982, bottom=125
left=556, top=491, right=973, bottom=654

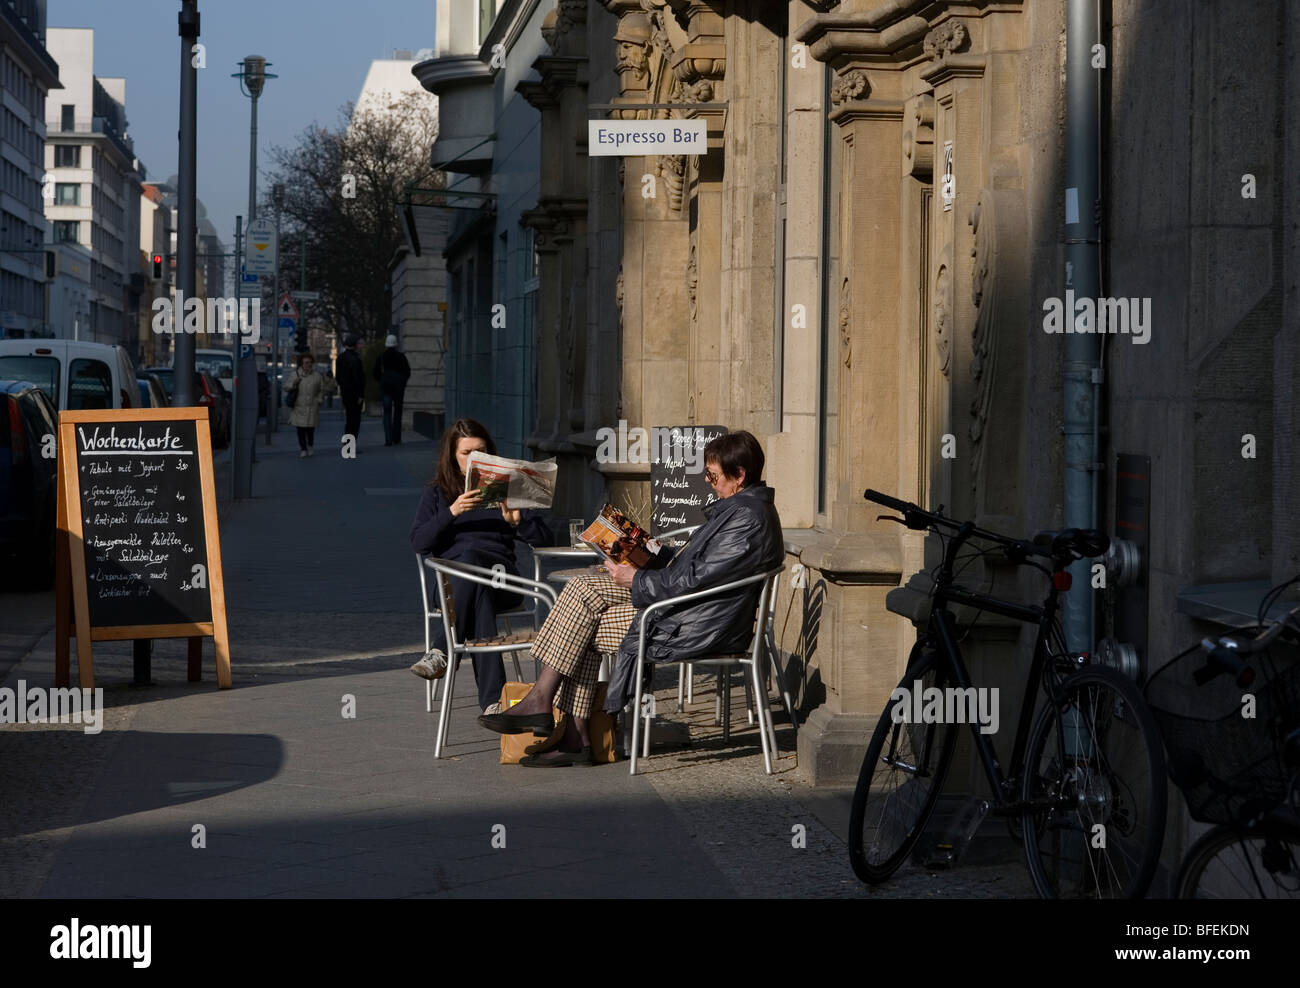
left=191, top=348, right=234, bottom=395
left=144, top=367, right=230, bottom=449
left=137, top=372, right=169, bottom=409
left=0, top=381, right=59, bottom=588
left=0, top=340, right=138, bottom=411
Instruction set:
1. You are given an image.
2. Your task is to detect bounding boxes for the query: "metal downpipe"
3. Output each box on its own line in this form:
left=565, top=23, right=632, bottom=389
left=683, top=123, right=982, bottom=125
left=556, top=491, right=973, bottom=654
left=1063, top=0, right=1104, bottom=656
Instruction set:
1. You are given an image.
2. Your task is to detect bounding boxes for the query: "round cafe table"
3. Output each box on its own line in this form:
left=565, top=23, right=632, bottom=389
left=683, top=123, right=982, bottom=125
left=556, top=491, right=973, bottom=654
left=531, top=545, right=601, bottom=587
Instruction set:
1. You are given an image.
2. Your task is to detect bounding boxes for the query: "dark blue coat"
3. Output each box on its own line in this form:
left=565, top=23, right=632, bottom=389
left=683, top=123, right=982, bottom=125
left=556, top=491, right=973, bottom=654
left=604, top=482, right=785, bottom=713
left=410, top=484, right=552, bottom=651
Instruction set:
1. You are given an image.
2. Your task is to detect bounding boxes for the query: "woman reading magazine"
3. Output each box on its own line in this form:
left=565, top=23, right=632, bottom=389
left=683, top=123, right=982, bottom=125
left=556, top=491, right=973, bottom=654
left=409, top=418, right=552, bottom=713
left=477, top=430, right=784, bottom=766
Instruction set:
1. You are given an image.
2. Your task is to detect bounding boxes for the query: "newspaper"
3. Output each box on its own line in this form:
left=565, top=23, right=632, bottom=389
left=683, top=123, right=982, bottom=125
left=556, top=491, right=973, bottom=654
left=464, top=451, right=557, bottom=510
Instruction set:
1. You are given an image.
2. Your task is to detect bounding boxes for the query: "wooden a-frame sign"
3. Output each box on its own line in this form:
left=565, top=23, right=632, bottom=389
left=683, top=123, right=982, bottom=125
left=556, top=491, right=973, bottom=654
left=54, top=407, right=232, bottom=690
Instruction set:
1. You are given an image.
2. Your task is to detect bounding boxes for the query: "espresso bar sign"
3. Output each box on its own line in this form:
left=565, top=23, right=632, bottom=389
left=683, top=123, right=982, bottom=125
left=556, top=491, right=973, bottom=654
left=650, top=425, right=727, bottom=547
left=75, top=420, right=211, bottom=627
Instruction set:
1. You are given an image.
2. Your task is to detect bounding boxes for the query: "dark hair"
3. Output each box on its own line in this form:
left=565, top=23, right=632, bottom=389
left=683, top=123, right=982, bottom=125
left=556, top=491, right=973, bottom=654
left=433, top=418, right=496, bottom=502
left=704, top=430, right=764, bottom=486
left=296, top=352, right=314, bottom=368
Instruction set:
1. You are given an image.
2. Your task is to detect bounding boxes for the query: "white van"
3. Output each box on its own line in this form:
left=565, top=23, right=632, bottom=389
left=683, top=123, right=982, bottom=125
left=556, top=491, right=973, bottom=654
left=191, top=348, right=234, bottom=393
left=0, top=339, right=139, bottom=411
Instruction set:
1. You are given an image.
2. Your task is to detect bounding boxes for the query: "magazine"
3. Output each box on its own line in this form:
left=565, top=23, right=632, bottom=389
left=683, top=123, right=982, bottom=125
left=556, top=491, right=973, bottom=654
left=579, top=504, right=666, bottom=569
left=464, top=451, right=557, bottom=510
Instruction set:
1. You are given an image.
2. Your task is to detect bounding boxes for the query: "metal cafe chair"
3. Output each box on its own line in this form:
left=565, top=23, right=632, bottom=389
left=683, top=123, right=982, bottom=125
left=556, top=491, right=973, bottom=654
left=416, top=554, right=558, bottom=759
left=628, top=567, right=786, bottom=775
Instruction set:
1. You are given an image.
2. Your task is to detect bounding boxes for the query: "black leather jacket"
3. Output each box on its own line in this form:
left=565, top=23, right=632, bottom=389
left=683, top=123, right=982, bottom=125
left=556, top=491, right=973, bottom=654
left=603, top=482, right=785, bottom=713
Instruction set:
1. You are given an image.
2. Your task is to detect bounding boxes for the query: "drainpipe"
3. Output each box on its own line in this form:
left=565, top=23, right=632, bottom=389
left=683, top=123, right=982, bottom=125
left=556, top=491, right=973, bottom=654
left=1062, top=0, right=1103, bottom=655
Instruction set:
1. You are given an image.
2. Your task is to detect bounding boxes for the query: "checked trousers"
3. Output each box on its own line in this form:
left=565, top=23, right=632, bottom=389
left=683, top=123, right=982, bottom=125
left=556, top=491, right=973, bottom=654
left=531, top=571, right=635, bottom=719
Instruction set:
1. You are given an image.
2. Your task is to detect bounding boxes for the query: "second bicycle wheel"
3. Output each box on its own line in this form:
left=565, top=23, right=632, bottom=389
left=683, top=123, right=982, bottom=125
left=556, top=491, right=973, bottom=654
left=1177, top=819, right=1300, bottom=898
left=1021, top=665, right=1167, bottom=898
left=849, top=640, right=959, bottom=883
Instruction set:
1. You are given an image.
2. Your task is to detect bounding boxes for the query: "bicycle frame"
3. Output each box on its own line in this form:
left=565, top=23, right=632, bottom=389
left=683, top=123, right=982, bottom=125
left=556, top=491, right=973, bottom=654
left=922, top=520, right=1072, bottom=808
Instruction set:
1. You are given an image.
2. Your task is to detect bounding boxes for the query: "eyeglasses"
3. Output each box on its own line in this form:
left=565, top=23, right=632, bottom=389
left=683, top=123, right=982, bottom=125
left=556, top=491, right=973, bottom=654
left=705, top=470, right=720, bottom=485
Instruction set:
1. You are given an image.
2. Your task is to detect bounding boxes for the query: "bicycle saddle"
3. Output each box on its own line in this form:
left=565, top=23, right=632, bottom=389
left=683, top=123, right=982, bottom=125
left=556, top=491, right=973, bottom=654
left=1031, top=528, right=1110, bottom=560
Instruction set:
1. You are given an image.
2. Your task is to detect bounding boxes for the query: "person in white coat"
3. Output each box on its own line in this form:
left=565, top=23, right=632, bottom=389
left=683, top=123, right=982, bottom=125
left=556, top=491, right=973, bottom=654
left=284, top=353, right=336, bottom=457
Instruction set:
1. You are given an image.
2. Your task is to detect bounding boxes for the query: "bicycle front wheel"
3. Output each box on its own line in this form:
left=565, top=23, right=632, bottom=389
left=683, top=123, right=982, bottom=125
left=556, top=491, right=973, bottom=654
left=849, top=641, right=959, bottom=884
left=1021, top=666, right=1166, bottom=898
left=1178, top=821, right=1300, bottom=898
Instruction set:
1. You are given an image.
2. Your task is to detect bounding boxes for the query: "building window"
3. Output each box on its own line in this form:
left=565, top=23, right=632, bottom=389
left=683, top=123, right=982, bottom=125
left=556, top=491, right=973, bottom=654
left=478, top=0, right=496, bottom=45
left=60, top=104, right=74, bottom=131
left=54, top=183, right=79, bottom=205
left=54, top=144, right=80, bottom=167
left=53, top=220, right=79, bottom=243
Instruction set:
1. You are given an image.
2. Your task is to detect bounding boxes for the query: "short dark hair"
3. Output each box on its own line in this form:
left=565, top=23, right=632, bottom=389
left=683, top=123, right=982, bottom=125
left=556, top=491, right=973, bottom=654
left=296, top=352, right=314, bottom=368
left=704, top=430, right=764, bottom=485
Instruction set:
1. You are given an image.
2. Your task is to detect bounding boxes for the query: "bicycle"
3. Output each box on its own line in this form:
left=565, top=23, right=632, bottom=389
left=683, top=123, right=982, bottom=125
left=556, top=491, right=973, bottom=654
left=1143, top=589, right=1300, bottom=899
left=849, top=489, right=1167, bottom=898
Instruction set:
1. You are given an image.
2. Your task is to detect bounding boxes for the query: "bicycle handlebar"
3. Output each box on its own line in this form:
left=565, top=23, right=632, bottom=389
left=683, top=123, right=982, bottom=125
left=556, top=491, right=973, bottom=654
left=1197, top=603, right=1300, bottom=690
left=863, top=488, right=1056, bottom=562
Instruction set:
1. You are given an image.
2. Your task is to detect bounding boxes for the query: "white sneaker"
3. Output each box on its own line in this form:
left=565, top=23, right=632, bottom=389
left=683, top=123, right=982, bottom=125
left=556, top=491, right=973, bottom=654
left=410, top=648, right=448, bottom=680
left=307, top=447, right=314, bottom=457
left=482, top=702, right=502, bottom=715
left=299, top=450, right=308, bottom=458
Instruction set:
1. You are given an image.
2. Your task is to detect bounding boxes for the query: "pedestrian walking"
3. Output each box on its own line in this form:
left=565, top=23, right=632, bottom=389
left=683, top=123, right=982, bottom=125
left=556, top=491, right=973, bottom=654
left=335, top=333, right=366, bottom=449
left=284, top=353, right=336, bottom=457
left=374, top=333, right=411, bottom=446
left=409, top=418, right=552, bottom=713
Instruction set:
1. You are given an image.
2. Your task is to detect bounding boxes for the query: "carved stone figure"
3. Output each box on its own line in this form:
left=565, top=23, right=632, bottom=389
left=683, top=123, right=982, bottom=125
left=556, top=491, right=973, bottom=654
left=839, top=276, right=852, bottom=368
left=657, top=153, right=686, bottom=211
left=933, top=256, right=952, bottom=378
left=686, top=239, right=698, bottom=323
left=614, top=13, right=652, bottom=84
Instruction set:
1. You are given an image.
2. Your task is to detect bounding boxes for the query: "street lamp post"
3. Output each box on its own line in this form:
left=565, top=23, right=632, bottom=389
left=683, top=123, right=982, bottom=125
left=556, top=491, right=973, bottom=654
left=231, top=55, right=276, bottom=499
left=269, top=182, right=284, bottom=439
left=174, top=0, right=200, bottom=407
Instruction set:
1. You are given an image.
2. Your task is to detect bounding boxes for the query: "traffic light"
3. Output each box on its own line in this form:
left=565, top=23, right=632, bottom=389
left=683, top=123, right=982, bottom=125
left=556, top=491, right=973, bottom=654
left=151, top=253, right=164, bottom=280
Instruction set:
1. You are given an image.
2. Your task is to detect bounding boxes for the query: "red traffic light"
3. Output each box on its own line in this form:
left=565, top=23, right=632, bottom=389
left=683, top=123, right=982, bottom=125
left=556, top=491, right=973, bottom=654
left=151, top=254, right=164, bottom=280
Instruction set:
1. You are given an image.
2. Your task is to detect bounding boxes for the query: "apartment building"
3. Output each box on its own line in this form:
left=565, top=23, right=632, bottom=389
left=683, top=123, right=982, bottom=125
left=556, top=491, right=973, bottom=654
left=0, top=0, right=59, bottom=337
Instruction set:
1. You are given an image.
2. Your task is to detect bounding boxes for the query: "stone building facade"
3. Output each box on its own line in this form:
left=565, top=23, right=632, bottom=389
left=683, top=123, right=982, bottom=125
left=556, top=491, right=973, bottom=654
left=422, top=0, right=1298, bottom=881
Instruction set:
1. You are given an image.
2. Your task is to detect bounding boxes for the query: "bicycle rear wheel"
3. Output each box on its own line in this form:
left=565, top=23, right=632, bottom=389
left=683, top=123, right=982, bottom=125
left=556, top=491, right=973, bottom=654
left=1021, top=666, right=1166, bottom=898
left=1178, top=820, right=1300, bottom=898
left=849, top=641, right=959, bottom=884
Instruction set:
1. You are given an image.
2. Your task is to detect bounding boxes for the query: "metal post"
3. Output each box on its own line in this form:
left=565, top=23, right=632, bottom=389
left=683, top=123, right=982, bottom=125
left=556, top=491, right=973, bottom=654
left=1062, top=0, right=1103, bottom=656
left=173, top=0, right=200, bottom=407
left=269, top=182, right=283, bottom=441
left=231, top=216, right=242, bottom=504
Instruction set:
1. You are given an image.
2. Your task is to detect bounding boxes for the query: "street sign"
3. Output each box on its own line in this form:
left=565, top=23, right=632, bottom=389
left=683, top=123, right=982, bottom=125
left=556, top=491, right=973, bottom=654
left=245, top=220, right=277, bottom=275
left=290, top=290, right=320, bottom=302
left=239, top=343, right=253, bottom=360
left=238, top=266, right=260, bottom=299
left=278, top=317, right=296, bottom=334
left=277, top=293, right=299, bottom=321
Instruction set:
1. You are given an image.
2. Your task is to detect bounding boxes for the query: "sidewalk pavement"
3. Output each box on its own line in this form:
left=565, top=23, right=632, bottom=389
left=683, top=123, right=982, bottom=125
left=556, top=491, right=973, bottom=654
left=0, top=407, right=1031, bottom=897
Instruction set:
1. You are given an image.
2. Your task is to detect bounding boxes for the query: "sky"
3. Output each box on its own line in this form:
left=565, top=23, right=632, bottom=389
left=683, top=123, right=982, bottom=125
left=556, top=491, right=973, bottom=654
left=48, top=0, right=437, bottom=250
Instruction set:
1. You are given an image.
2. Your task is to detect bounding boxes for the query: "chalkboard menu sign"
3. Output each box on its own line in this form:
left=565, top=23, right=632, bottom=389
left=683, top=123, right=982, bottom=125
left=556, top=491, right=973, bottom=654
left=75, top=418, right=212, bottom=627
left=650, top=424, right=727, bottom=547
left=55, top=408, right=231, bottom=690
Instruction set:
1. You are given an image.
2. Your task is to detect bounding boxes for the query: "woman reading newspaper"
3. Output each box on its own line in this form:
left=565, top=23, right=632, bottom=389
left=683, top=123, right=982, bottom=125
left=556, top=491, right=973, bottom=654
left=477, top=431, right=784, bottom=766
left=409, top=419, right=552, bottom=713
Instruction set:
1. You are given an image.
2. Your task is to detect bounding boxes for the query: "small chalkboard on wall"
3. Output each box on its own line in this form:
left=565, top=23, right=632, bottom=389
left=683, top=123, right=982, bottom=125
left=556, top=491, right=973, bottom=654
left=54, top=407, right=231, bottom=690
left=650, top=424, right=727, bottom=547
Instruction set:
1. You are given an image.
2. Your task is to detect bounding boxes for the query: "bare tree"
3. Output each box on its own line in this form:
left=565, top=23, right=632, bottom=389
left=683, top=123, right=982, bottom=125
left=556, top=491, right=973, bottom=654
left=265, top=92, right=438, bottom=344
